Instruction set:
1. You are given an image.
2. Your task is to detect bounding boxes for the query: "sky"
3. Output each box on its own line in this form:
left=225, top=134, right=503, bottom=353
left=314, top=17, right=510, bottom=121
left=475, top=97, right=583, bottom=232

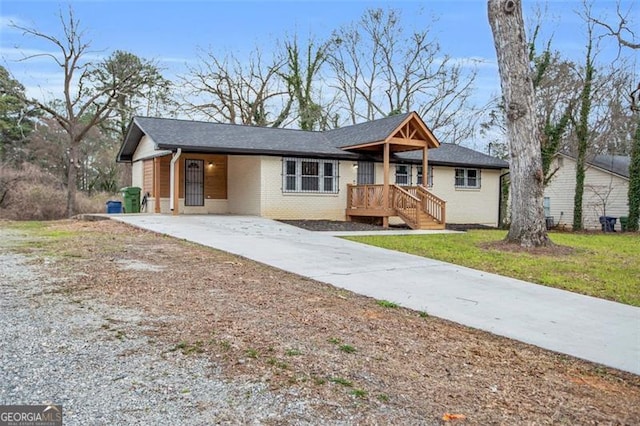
left=0, top=0, right=637, bottom=147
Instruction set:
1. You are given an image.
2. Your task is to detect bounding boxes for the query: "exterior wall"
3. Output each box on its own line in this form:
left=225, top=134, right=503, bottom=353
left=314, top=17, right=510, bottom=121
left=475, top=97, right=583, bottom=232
left=132, top=135, right=170, bottom=161
left=228, top=156, right=262, bottom=215
left=545, top=156, right=629, bottom=230
left=131, top=160, right=144, bottom=189
left=371, top=163, right=502, bottom=226
left=430, top=167, right=502, bottom=226
left=177, top=154, right=227, bottom=200
left=260, top=156, right=358, bottom=220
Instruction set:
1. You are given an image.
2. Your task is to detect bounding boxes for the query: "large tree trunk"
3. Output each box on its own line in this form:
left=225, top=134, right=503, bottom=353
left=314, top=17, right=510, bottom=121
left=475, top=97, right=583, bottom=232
left=488, top=0, right=549, bottom=247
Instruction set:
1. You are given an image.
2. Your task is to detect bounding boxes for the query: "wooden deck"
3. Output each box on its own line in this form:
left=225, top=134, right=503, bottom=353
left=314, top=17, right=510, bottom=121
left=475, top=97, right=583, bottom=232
left=346, top=184, right=446, bottom=230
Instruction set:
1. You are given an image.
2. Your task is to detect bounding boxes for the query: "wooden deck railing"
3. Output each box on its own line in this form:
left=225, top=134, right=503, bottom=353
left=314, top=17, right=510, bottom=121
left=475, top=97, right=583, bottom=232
left=346, top=184, right=446, bottom=228
left=347, top=184, right=390, bottom=210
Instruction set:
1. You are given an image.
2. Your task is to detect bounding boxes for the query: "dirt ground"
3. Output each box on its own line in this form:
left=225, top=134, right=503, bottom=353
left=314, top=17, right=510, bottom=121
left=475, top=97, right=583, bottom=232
left=6, top=219, right=640, bottom=424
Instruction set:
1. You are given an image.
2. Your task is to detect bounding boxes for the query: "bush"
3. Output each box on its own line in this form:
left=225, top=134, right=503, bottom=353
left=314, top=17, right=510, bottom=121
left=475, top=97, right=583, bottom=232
left=0, top=163, right=119, bottom=220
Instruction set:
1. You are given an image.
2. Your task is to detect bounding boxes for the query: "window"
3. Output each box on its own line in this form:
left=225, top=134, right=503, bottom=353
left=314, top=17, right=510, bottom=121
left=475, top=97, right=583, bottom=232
left=282, top=158, right=339, bottom=193
left=455, top=168, right=481, bottom=188
left=543, top=197, right=551, bottom=217
left=395, top=165, right=411, bottom=186
left=416, top=165, right=433, bottom=187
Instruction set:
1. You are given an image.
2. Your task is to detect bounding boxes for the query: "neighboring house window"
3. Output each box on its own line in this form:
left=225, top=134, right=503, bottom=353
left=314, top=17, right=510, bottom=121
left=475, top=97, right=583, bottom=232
left=395, top=165, right=411, bottom=186
left=416, top=165, right=433, bottom=187
left=543, top=197, right=551, bottom=217
left=282, top=158, right=339, bottom=193
left=455, top=168, right=481, bottom=188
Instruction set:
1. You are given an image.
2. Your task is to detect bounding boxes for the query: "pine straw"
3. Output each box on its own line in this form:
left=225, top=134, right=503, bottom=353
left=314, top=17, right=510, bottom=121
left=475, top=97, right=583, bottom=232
left=20, top=220, right=640, bottom=424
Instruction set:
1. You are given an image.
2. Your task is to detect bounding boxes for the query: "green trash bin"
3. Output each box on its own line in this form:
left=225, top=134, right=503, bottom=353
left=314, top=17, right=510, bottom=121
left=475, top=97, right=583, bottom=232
left=620, top=216, right=628, bottom=232
left=120, top=187, right=141, bottom=213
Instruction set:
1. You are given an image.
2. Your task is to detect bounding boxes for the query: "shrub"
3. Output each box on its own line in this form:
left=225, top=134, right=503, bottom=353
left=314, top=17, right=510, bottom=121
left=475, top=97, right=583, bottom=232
left=0, top=163, right=119, bottom=220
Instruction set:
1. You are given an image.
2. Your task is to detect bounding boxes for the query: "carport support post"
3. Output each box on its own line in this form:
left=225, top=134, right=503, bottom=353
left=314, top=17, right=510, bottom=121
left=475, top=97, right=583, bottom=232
left=383, top=142, right=390, bottom=228
left=170, top=148, right=182, bottom=215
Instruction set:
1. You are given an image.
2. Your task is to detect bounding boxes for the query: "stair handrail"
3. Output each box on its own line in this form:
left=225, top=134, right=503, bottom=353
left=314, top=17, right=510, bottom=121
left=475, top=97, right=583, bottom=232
left=392, top=185, right=420, bottom=228
left=416, top=185, right=446, bottom=224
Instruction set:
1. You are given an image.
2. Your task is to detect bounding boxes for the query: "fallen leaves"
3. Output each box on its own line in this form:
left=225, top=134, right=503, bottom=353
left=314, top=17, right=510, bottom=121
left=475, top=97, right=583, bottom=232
left=442, top=413, right=466, bottom=421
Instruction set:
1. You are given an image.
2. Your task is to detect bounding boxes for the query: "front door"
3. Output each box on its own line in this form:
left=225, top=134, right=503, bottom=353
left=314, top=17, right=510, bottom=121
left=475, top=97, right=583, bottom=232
left=357, top=161, right=375, bottom=185
left=184, top=159, right=204, bottom=206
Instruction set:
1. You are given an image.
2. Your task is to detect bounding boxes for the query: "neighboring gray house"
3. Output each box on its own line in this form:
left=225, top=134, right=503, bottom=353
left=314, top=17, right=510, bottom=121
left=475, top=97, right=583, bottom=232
left=117, top=112, right=508, bottom=228
left=545, top=153, right=631, bottom=230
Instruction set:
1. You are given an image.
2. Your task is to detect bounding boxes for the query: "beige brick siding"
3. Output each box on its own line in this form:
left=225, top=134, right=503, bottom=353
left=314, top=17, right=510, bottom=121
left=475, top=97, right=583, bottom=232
left=260, top=156, right=357, bottom=220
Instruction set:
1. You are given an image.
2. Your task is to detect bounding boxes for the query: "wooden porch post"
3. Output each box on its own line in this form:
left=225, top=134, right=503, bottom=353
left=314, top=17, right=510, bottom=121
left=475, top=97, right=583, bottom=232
left=422, top=146, right=428, bottom=186
left=383, top=142, right=390, bottom=228
left=153, top=157, right=161, bottom=213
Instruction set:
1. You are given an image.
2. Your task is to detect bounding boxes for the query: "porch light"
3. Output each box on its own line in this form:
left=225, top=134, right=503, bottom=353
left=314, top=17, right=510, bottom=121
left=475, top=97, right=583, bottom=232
left=208, top=161, right=214, bottom=167
left=352, top=163, right=358, bottom=169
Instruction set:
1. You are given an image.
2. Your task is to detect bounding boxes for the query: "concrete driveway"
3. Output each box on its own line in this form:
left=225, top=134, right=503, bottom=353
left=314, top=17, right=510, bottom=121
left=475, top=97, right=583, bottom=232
left=111, top=214, right=640, bottom=375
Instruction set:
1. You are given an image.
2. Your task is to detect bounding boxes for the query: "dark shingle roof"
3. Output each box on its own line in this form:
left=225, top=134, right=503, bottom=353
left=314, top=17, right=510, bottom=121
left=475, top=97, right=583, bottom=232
left=120, top=116, right=356, bottom=159
left=590, top=154, right=630, bottom=178
left=398, top=143, right=509, bottom=169
left=117, top=114, right=509, bottom=169
left=323, top=112, right=413, bottom=147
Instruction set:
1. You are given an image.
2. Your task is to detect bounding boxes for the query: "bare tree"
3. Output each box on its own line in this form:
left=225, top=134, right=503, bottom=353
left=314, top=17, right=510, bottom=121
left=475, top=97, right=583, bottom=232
left=280, top=37, right=332, bottom=131
left=488, top=0, right=549, bottom=247
left=571, top=20, right=597, bottom=231
left=590, top=2, right=640, bottom=231
left=181, top=46, right=293, bottom=127
left=12, top=7, right=165, bottom=216
left=328, top=8, right=478, bottom=144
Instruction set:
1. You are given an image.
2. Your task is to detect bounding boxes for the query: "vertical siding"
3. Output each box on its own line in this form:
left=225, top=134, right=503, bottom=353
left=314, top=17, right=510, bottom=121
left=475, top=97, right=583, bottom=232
left=177, top=154, right=227, bottom=199
left=142, top=160, right=153, bottom=194
left=159, top=155, right=171, bottom=198
left=545, top=156, right=629, bottom=230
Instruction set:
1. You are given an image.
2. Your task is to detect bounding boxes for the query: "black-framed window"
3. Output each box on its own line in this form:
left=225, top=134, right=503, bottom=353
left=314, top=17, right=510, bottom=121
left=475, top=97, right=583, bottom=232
left=455, top=168, right=481, bottom=188
left=416, top=165, right=433, bottom=187
left=395, top=164, right=411, bottom=186
left=282, top=158, right=339, bottom=193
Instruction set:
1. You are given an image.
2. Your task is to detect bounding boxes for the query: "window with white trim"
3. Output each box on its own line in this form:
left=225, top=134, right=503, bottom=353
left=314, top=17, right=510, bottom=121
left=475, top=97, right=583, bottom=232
left=416, top=165, right=433, bottom=187
left=543, top=197, right=551, bottom=217
left=455, top=168, right=481, bottom=188
left=283, top=158, right=339, bottom=193
left=395, top=165, right=411, bottom=186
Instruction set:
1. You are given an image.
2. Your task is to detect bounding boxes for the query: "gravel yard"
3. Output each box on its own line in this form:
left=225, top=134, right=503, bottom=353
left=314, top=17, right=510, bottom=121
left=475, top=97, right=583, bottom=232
left=1, top=219, right=639, bottom=425
left=0, top=252, right=316, bottom=425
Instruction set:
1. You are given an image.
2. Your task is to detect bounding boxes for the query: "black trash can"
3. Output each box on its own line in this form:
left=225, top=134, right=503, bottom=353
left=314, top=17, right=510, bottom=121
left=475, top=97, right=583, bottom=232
left=620, top=216, right=628, bottom=232
left=599, top=216, right=617, bottom=232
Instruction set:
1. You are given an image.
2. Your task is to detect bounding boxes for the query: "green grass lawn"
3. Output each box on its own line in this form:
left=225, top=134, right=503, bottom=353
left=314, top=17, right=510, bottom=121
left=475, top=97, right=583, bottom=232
left=345, top=231, right=640, bottom=307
